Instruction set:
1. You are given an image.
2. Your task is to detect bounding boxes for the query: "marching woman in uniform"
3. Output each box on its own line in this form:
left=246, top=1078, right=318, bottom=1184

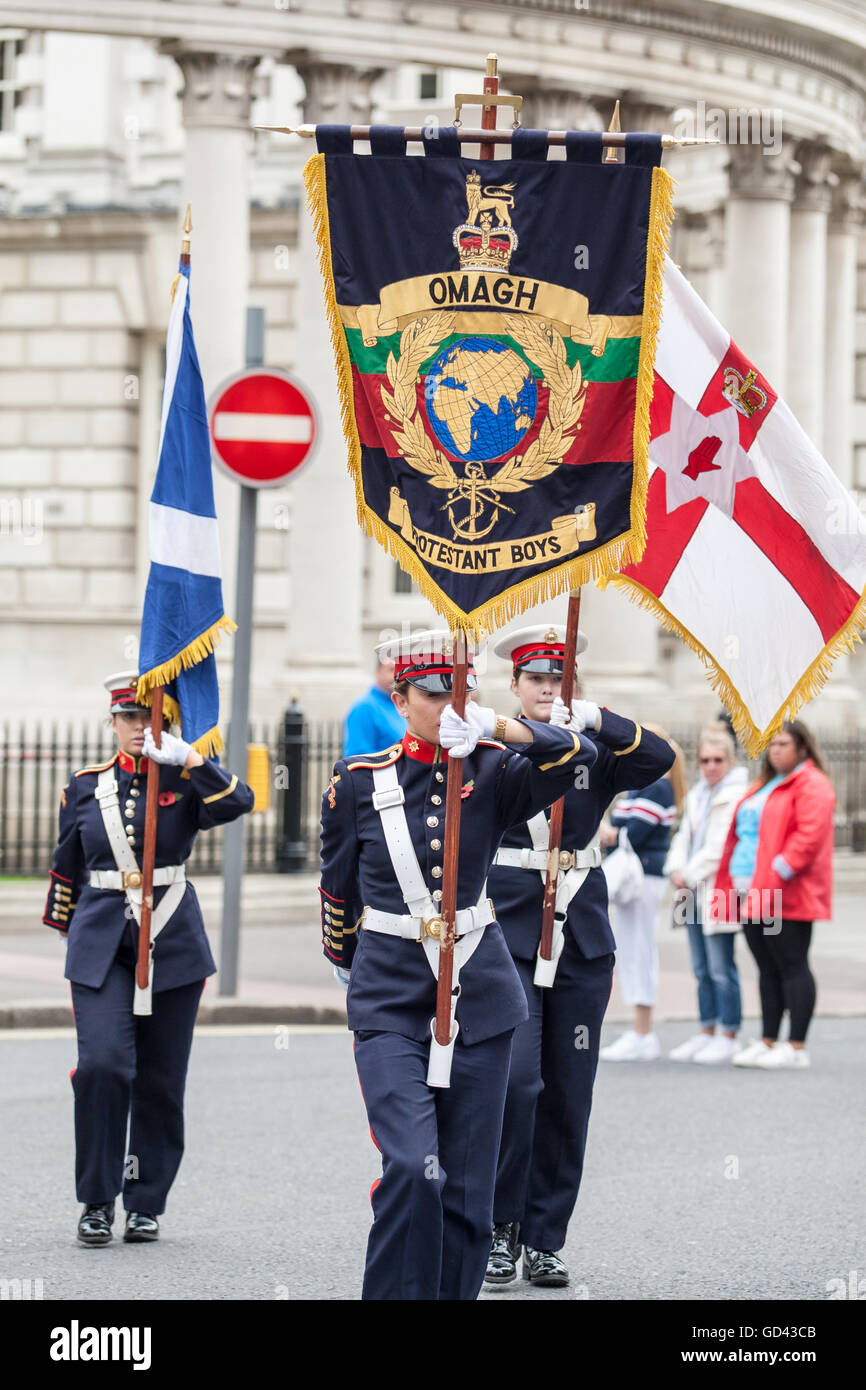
left=319, top=631, right=599, bottom=1301
left=44, top=672, right=254, bottom=1246
left=484, top=628, right=675, bottom=1288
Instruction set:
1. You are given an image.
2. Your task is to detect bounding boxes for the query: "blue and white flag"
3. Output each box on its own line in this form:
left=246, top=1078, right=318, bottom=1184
left=137, top=261, right=235, bottom=755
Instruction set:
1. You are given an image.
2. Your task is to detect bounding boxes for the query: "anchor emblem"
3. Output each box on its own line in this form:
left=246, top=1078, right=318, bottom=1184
left=442, top=462, right=516, bottom=541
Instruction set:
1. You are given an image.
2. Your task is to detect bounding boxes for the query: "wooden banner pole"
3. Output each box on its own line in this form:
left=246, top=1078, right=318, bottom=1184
left=538, top=589, right=582, bottom=963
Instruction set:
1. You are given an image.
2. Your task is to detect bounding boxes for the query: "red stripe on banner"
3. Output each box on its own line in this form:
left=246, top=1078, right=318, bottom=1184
left=352, top=366, right=637, bottom=464
left=561, top=378, right=636, bottom=466
left=732, top=477, right=859, bottom=643
left=622, top=469, right=708, bottom=593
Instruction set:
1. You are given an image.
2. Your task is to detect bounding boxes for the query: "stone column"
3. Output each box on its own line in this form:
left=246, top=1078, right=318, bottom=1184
left=724, top=144, right=796, bottom=392
left=163, top=46, right=260, bottom=641
left=283, top=60, right=384, bottom=715
left=787, top=142, right=833, bottom=447
left=823, top=166, right=864, bottom=487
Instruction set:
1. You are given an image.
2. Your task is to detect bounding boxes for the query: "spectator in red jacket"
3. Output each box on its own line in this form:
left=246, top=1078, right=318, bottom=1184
left=712, top=720, right=834, bottom=1070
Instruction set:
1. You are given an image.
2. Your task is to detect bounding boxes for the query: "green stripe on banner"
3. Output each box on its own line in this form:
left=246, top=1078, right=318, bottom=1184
left=344, top=326, right=641, bottom=383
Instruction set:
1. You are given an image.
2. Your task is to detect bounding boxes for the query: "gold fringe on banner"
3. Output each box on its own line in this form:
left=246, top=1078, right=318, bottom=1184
left=605, top=574, right=866, bottom=758
left=303, top=152, right=676, bottom=643
left=136, top=615, right=236, bottom=699
left=626, top=166, right=676, bottom=571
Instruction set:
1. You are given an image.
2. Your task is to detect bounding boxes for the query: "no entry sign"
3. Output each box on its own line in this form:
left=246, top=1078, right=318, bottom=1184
left=208, top=369, right=317, bottom=487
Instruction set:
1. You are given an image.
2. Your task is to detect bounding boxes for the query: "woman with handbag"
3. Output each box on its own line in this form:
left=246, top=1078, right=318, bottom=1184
left=599, top=726, right=687, bottom=1061
left=664, top=724, right=748, bottom=1064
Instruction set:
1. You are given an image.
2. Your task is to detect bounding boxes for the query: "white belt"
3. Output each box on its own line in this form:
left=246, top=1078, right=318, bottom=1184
left=363, top=898, right=495, bottom=942
left=493, top=845, right=602, bottom=872
left=89, top=866, right=187, bottom=890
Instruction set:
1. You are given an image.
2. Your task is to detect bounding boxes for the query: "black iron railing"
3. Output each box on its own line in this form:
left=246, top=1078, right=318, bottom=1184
left=3, top=715, right=865, bottom=878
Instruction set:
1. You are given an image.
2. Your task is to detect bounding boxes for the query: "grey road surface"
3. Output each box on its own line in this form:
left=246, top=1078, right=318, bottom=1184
left=1, top=1019, right=863, bottom=1302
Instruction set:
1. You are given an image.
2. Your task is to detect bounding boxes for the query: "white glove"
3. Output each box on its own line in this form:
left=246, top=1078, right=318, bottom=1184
left=143, top=726, right=191, bottom=767
left=550, top=697, right=600, bottom=733
left=333, top=965, right=351, bottom=992
left=438, top=703, right=495, bottom=758
left=550, top=696, right=571, bottom=727
left=567, top=699, right=601, bottom=734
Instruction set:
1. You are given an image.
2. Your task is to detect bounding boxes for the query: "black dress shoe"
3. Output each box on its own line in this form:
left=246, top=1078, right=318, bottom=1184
left=523, top=1246, right=570, bottom=1287
left=484, top=1222, right=522, bottom=1285
left=123, top=1212, right=159, bottom=1243
left=77, top=1202, right=115, bottom=1247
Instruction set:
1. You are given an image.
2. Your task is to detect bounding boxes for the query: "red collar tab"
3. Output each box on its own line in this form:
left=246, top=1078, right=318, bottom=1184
left=117, top=751, right=150, bottom=774
left=402, top=732, right=445, bottom=764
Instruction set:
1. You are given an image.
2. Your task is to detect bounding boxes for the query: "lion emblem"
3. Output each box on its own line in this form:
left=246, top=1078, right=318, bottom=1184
left=465, top=171, right=515, bottom=228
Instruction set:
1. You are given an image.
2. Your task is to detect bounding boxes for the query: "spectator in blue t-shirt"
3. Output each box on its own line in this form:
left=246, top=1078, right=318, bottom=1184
left=343, top=659, right=406, bottom=757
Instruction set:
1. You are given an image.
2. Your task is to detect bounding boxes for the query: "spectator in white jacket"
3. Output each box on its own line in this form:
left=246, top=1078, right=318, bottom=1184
left=664, top=724, right=749, bottom=1064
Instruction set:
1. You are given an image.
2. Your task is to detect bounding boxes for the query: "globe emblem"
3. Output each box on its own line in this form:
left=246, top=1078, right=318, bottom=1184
left=424, top=337, right=537, bottom=464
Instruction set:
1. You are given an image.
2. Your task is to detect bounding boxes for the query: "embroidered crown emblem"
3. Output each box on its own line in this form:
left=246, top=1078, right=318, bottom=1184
left=722, top=367, right=767, bottom=420
left=452, top=171, right=518, bottom=271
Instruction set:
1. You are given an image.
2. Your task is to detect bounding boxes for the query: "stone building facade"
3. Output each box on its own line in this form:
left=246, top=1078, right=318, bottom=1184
left=0, top=1, right=864, bottom=732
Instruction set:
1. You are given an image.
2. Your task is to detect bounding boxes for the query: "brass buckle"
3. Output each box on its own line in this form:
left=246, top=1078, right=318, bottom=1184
left=123, top=870, right=143, bottom=890
left=421, top=915, right=446, bottom=941
left=558, top=850, right=575, bottom=871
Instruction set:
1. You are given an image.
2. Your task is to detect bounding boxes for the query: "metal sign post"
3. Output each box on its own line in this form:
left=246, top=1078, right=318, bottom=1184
left=219, top=306, right=263, bottom=997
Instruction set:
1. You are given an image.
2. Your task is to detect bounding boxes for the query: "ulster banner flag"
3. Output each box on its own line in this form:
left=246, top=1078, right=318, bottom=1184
left=609, top=258, right=866, bottom=756
left=304, top=126, right=674, bottom=637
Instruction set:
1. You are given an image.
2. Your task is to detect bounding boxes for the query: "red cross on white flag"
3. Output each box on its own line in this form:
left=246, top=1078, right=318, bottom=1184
left=609, top=258, right=866, bottom=755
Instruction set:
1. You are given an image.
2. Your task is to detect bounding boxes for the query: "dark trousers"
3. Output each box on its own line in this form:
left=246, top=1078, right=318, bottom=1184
left=354, top=1028, right=514, bottom=1301
left=494, top=936, right=614, bottom=1251
left=743, top=919, right=816, bottom=1043
left=70, top=947, right=203, bottom=1213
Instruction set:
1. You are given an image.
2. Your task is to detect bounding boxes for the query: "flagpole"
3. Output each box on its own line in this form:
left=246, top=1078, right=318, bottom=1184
left=135, top=205, right=191, bottom=1003
left=536, top=588, right=582, bottom=980
left=432, top=55, right=500, bottom=1060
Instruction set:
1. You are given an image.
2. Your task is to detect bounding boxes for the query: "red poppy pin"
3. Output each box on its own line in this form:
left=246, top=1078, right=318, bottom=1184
left=158, top=791, right=176, bottom=807
left=460, top=780, right=475, bottom=799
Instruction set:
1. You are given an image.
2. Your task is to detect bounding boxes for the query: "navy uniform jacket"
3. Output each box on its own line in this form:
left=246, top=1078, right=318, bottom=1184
left=490, top=711, right=675, bottom=962
left=44, top=749, right=255, bottom=992
left=319, top=723, right=598, bottom=1046
left=609, top=775, right=676, bottom=875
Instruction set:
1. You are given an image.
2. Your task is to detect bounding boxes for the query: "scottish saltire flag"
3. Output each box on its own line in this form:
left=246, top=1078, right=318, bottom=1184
left=608, top=258, right=866, bottom=756
left=136, top=262, right=235, bottom=755
left=304, top=126, right=674, bottom=638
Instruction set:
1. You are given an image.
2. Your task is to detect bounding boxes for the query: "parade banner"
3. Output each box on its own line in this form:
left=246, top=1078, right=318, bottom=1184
left=137, top=262, right=235, bottom=754
left=606, top=258, right=866, bottom=756
left=304, top=127, right=674, bottom=637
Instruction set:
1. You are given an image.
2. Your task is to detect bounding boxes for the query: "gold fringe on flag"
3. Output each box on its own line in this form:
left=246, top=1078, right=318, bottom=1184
left=303, top=152, right=675, bottom=644
left=604, top=574, right=866, bottom=759
left=136, top=615, right=236, bottom=700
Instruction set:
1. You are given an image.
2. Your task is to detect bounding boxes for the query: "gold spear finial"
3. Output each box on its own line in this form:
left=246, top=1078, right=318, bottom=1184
left=605, top=100, right=621, bottom=163
left=181, top=203, right=192, bottom=256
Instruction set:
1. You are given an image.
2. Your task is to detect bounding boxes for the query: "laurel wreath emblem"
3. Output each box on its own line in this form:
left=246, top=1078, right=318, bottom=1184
left=379, top=311, right=587, bottom=495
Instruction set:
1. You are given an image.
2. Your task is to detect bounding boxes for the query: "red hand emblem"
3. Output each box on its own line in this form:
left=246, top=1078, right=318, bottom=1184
left=683, top=435, right=723, bottom=480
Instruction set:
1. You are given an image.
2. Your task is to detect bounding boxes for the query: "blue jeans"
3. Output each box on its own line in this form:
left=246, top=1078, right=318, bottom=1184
left=686, top=921, right=742, bottom=1031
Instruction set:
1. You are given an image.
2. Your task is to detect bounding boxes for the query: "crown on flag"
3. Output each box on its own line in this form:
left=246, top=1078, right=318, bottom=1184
left=722, top=367, right=767, bottom=420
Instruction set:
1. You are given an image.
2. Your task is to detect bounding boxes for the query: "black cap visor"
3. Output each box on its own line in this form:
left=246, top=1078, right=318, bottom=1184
left=405, top=671, right=479, bottom=694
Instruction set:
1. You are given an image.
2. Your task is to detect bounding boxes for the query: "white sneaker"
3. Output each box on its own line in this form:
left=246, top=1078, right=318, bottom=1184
left=599, top=1031, right=660, bottom=1062
left=732, top=1039, right=775, bottom=1067
left=669, top=1033, right=715, bottom=1062
left=693, top=1035, right=741, bottom=1065
left=751, top=1041, right=810, bottom=1069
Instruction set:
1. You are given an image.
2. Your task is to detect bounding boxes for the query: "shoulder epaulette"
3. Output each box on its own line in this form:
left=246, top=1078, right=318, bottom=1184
left=74, top=754, right=117, bottom=778
left=346, top=744, right=404, bottom=771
